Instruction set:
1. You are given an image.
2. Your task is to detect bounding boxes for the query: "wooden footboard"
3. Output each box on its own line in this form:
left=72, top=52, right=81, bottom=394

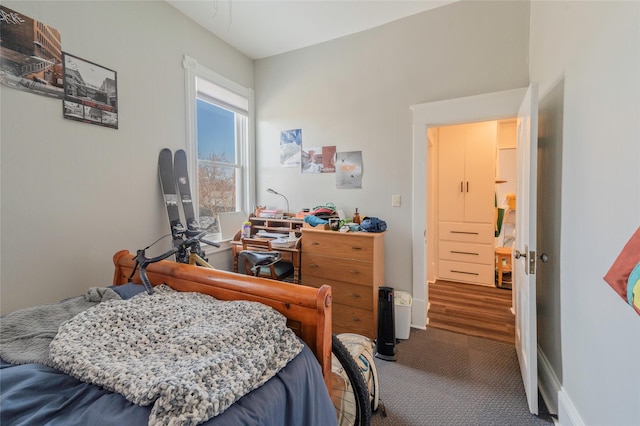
left=112, top=250, right=332, bottom=389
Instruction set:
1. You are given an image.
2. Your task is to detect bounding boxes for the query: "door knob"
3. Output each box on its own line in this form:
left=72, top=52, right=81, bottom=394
left=514, top=249, right=526, bottom=259
left=538, top=253, right=549, bottom=263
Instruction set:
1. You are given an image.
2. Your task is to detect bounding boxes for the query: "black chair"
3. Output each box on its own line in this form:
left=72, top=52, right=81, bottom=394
left=238, top=238, right=295, bottom=281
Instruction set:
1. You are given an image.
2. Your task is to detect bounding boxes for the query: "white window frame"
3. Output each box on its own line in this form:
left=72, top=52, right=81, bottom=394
left=182, top=54, right=255, bottom=223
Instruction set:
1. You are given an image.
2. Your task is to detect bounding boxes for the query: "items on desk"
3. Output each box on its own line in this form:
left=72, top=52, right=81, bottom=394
left=353, top=208, right=361, bottom=224
left=258, top=209, right=284, bottom=219
left=310, top=202, right=337, bottom=219
left=271, top=236, right=299, bottom=248
left=304, top=215, right=329, bottom=227
left=256, top=230, right=295, bottom=239
left=360, top=217, right=387, bottom=233
left=242, top=221, right=252, bottom=238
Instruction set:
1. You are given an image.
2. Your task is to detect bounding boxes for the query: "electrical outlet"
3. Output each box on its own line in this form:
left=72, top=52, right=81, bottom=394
left=392, top=195, right=401, bottom=207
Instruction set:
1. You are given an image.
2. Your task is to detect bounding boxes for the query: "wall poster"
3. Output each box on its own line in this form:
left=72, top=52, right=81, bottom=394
left=62, top=52, right=118, bottom=129
left=336, top=151, right=363, bottom=189
left=280, top=129, right=301, bottom=167
left=0, top=5, right=64, bottom=99
left=302, top=145, right=336, bottom=174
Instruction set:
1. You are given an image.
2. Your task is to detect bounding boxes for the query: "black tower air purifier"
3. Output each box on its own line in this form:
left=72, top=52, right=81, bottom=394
left=374, top=286, right=397, bottom=361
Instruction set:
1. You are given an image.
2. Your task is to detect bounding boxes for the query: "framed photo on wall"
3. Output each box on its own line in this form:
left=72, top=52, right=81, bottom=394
left=62, top=52, right=118, bottom=129
left=0, top=5, right=64, bottom=99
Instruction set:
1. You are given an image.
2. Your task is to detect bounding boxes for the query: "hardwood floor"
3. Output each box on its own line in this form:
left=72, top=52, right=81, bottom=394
left=427, top=279, right=515, bottom=344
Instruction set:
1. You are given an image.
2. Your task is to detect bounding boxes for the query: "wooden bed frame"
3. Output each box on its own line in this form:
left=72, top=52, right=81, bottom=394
left=112, top=250, right=332, bottom=388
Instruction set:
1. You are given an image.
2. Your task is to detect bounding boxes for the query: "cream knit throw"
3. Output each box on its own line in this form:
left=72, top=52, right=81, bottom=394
left=50, top=285, right=302, bottom=426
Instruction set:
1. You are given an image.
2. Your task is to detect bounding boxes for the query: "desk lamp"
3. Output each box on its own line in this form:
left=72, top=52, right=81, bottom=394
left=267, top=188, right=290, bottom=217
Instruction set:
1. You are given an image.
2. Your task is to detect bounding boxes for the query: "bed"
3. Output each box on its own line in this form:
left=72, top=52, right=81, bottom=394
left=0, top=250, right=336, bottom=426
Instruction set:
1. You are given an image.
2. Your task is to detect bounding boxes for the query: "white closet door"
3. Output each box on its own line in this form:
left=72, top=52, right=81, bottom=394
left=464, top=121, right=497, bottom=223
left=437, top=125, right=466, bottom=222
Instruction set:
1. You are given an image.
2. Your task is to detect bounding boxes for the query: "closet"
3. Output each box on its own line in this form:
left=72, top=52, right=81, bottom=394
left=436, top=121, right=497, bottom=286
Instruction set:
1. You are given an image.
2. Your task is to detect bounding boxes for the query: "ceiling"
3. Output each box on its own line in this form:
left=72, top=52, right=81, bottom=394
left=166, top=0, right=457, bottom=60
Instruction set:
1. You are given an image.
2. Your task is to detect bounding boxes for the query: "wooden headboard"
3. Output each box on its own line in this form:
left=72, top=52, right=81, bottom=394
left=112, top=250, right=332, bottom=388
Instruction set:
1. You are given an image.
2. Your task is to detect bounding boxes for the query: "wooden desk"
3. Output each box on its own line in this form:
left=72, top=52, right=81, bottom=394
left=231, top=238, right=302, bottom=283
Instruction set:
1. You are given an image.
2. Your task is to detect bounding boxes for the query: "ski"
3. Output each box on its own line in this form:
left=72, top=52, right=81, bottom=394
left=174, top=149, right=199, bottom=232
left=174, top=149, right=207, bottom=261
left=158, top=148, right=187, bottom=262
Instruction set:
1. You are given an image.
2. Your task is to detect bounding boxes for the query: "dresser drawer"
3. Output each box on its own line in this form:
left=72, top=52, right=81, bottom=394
left=303, top=232, right=373, bottom=261
left=303, top=276, right=373, bottom=311
left=302, top=253, right=373, bottom=286
left=439, top=222, right=494, bottom=243
left=333, top=304, right=375, bottom=339
left=438, top=259, right=494, bottom=285
left=438, top=240, right=493, bottom=265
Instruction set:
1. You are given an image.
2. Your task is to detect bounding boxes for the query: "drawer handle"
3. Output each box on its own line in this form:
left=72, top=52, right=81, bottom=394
left=451, top=250, right=479, bottom=256
left=351, top=247, right=363, bottom=250
left=450, top=231, right=479, bottom=235
left=309, top=242, right=320, bottom=246
left=349, top=293, right=361, bottom=298
left=351, top=317, right=361, bottom=322
left=349, top=270, right=360, bottom=275
left=451, top=270, right=479, bottom=276
left=308, top=263, right=319, bottom=268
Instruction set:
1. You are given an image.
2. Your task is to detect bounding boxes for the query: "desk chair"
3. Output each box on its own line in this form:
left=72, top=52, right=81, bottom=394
left=239, top=238, right=295, bottom=281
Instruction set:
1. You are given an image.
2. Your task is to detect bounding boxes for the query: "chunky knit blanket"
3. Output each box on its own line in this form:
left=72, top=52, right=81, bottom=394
left=49, top=285, right=303, bottom=426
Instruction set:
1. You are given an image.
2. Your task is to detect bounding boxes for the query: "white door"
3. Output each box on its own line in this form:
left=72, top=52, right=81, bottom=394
left=514, top=83, right=539, bottom=414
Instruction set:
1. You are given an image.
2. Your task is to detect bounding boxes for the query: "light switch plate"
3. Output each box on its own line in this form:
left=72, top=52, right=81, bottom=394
left=392, top=195, right=401, bottom=207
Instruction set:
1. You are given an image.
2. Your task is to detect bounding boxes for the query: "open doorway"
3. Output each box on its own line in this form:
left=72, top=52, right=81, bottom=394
left=410, top=87, right=528, bottom=329
left=425, top=119, right=518, bottom=343
left=427, top=119, right=517, bottom=288
left=412, top=85, right=557, bottom=416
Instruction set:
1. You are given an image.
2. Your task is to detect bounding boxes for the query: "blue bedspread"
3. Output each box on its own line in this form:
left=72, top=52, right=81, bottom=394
left=0, top=345, right=335, bottom=426
left=0, top=283, right=337, bottom=426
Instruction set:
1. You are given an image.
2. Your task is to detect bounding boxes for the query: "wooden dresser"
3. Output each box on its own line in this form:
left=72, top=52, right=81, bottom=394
left=301, top=228, right=385, bottom=339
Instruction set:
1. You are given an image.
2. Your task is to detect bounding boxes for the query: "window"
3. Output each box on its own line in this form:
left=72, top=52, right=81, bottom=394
left=183, top=55, right=254, bottom=236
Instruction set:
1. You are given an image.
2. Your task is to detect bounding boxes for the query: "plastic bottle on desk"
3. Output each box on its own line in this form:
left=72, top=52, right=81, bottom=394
left=242, top=221, right=252, bottom=238
left=353, top=208, right=361, bottom=224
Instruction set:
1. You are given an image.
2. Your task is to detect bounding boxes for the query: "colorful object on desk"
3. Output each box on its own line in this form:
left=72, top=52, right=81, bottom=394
left=304, top=215, right=329, bottom=227
left=242, top=221, right=251, bottom=239
left=310, top=202, right=337, bottom=219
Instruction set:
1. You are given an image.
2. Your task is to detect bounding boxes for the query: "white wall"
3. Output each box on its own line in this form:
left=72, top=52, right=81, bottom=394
left=253, top=0, right=530, bottom=296
left=529, top=2, right=640, bottom=425
left=0, top=0, right=253, bottom=315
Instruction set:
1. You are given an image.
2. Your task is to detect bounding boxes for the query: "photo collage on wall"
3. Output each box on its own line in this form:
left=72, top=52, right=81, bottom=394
left=280, top=128, right=362, bottom=188
left=0, top=5, right=118, bottom=129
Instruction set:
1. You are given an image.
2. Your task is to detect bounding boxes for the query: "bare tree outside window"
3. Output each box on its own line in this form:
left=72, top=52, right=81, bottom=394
left=198, top=152, right=237, bottom=229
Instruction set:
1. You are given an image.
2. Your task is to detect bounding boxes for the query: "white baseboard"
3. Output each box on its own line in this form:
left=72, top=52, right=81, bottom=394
left=536, top=347, right=584, bottom=426
left=537, top=347, right=560, bottom=415
left=558, top=386, right=585, bottom=426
